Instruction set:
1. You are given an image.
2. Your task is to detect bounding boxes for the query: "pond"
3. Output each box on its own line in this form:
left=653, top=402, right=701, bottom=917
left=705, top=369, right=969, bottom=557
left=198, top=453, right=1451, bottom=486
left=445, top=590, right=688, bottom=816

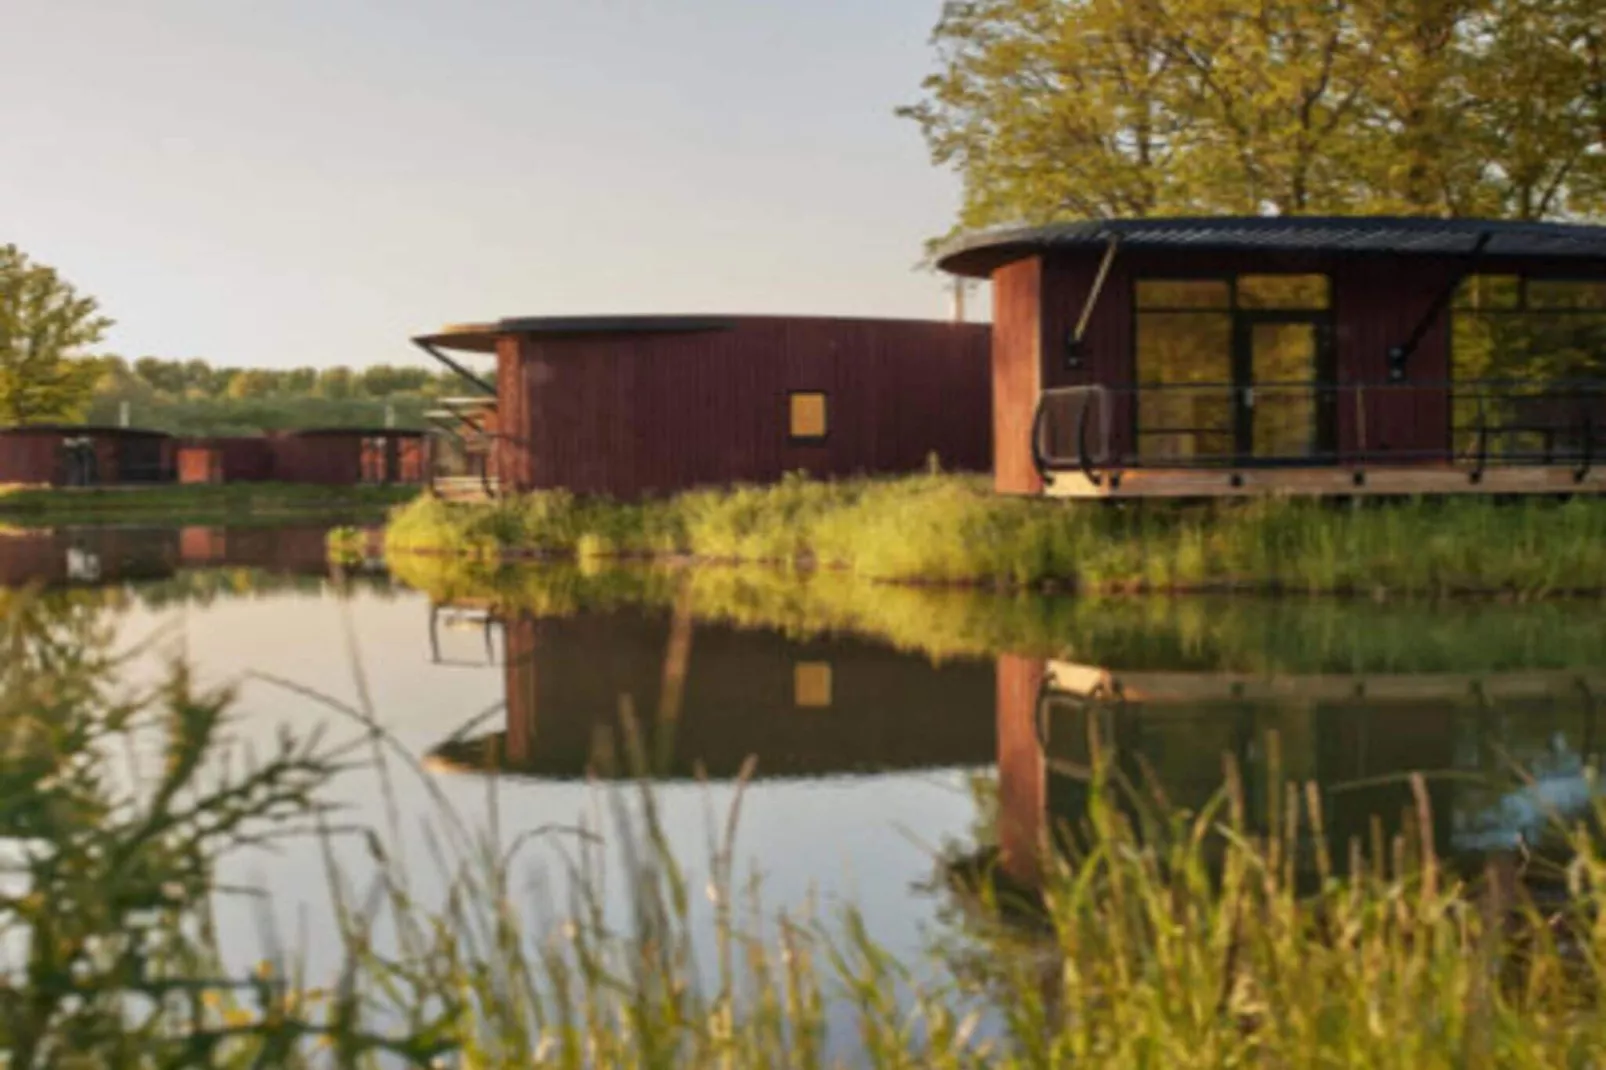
left=3, top=521, right=1605, bottom=1058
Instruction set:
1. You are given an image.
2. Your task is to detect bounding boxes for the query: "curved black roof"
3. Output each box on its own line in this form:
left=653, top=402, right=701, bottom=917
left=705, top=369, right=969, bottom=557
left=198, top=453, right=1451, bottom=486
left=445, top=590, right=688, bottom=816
left=0, top=424, right=171, bottom=438
left=415, top=315, right=737, bottom=354
left=936, top=216, right=1606, bottom=278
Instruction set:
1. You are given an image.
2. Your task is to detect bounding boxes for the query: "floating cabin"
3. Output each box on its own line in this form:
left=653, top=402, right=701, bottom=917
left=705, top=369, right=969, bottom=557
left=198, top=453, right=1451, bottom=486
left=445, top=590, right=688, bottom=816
left=412, top=315, right=992, bottom=498
left=0, top=425, right=174, bottom=486
left=174, top=429, right=427, bottom=486
left=936, top=217, right=1606, bottom=499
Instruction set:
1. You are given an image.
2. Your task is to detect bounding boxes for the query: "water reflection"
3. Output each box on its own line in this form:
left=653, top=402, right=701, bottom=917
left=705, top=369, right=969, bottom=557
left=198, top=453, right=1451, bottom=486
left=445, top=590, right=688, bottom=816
left=422, top=592, right=1606, bottom=912
left=0, top=524, right=340, bottom=588
left=427, top=606, right=998, bottom=779
left=989, top=655, right=1603, bottom=896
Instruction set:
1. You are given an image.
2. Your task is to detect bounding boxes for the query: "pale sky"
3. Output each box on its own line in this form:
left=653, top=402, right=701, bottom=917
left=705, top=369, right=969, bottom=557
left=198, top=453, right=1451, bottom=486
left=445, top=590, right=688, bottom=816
left=3, top=0, right=975, bottom=370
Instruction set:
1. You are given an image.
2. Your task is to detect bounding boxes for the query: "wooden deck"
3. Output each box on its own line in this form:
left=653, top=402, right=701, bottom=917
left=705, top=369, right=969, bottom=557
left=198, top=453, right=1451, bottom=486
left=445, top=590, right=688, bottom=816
left=1041, top=463, right=1606, bottom=500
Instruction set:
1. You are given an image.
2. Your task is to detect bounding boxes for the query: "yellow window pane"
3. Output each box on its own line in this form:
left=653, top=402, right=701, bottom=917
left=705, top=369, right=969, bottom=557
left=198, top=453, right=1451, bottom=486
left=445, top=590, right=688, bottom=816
left=1453, top=275, right=1521, bottom=311
left=794, top=662, right=832, bottom=708
left=1527, top=279, right=1606, bottom=310
left=790, top=392, right=828, bottom=439
left=1236, top=274, right=1330, bottom=310
left=1135, top=279, right=1230, bottom=310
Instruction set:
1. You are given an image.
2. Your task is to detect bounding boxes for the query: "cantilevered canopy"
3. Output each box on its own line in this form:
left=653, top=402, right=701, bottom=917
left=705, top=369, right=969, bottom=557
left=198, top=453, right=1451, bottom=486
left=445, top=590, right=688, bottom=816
left=413, top=315, right=738, bottom=354
left=936, top=216, right=1606, bottom=278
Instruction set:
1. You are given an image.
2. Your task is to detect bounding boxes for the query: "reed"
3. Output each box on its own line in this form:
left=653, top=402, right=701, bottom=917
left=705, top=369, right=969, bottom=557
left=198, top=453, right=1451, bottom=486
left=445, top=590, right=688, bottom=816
left=381, top=474, right=1606, bottom=596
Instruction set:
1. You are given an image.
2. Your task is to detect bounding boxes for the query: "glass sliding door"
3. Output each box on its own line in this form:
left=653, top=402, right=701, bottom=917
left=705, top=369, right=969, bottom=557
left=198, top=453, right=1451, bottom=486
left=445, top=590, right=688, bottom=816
left=1134, top=280, right=1234, bottom=463
left=1133, top=274, right=1332, bottom=466
left=1241, top=318, right=1324, bottom=461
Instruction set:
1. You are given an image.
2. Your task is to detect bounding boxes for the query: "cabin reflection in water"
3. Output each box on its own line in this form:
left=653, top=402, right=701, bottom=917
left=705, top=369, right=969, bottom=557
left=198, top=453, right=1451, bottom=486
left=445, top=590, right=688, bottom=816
left=0, top=525, right=340, bottom=589
left=423, top=605, right=1606, bottom=895
left=995, top=656, right=1606, bottom=892
left=425, top=610, right=999, bottom=780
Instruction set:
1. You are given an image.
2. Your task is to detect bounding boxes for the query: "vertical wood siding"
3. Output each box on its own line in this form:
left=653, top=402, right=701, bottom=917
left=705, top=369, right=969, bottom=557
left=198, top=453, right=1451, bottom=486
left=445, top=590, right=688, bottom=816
left=270, top=434, right=364, bottom=485
left=991, top=259, right=1044, bottom=494
left=0, top=432, right=64, bottom=484
left=499, top=317, right=991, bottom=498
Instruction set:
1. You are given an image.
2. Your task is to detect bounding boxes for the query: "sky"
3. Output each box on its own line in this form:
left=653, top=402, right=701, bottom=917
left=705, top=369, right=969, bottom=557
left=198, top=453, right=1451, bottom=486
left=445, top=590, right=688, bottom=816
left=2, top=0, right=975, bottom=371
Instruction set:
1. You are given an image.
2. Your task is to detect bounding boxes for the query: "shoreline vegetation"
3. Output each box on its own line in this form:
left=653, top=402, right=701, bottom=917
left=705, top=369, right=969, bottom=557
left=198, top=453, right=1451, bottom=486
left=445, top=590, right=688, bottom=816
left=0, top=482, right=419, bottom=525
left=7, top=586, right=1606, bottom=1065
left=378, top=472, right=1606, bottom=598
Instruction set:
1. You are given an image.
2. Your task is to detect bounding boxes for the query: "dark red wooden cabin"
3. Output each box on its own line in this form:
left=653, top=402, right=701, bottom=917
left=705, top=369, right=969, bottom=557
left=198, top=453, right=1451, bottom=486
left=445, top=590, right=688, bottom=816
left=0, top=426, right=174, bottom=487
left=414, top=315, right=992, bottom=498
left=175, top=437, right=276, bottom=484
left=937, top=217, right=1606, bottom=499
left=268, top=429, right=428, bottom=486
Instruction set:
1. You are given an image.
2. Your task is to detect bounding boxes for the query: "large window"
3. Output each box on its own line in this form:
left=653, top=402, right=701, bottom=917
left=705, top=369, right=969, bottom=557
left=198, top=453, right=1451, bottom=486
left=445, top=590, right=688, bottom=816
left=1134, top=274, right=1330, bottom=462
left=1451, top=276, right=1606, bottom=457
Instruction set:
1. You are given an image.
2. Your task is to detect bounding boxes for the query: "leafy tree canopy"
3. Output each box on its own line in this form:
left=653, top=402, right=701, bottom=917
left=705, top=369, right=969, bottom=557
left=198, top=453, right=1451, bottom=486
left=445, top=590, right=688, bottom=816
left=901, top=0, right=1606, bottom=233
left=0, top=244, right=110, bottom=424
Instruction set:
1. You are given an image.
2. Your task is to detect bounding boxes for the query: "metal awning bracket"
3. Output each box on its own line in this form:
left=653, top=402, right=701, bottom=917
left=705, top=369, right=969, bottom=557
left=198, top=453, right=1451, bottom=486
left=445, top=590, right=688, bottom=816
left=1388, top=231, right=1491, bottom=382
left=1067, top=235, right=1120, bottom=370
left=414, top=339, right=497, bottom=396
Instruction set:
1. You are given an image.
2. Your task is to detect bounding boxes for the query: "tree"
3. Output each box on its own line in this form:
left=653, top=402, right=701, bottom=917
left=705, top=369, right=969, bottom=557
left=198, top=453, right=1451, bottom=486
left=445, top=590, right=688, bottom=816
left=901, top=0, right=1606, bottom=231
left=0, top=244, right=110, bottom=424
left=315, top=366, right=354, bottom=400
left=224, top=370, right=276, bottom=400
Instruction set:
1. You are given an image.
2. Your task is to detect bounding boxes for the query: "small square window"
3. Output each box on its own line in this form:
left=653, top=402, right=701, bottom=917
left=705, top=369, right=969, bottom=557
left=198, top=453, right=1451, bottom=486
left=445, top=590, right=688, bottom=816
left=789, top=391, right=829, bottom=443
left=794, top=662, right=833, bottom=708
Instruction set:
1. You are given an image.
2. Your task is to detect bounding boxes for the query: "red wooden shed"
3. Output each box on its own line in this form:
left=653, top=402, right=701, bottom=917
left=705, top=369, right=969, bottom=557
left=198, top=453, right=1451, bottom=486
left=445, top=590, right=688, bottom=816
left=937, top=217, right=1606, bottom=499
left=414, top=314, right=992, bottom=498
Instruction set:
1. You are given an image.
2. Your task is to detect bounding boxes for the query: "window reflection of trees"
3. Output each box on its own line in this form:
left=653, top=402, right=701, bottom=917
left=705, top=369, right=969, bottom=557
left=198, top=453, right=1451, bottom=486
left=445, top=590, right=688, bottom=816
left=1452, top=277, right=1606, bottom=460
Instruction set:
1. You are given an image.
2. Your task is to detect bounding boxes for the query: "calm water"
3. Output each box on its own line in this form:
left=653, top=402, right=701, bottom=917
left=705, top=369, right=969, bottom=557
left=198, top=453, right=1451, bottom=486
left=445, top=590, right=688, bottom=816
left=5, top=522, right=1606, bottom=981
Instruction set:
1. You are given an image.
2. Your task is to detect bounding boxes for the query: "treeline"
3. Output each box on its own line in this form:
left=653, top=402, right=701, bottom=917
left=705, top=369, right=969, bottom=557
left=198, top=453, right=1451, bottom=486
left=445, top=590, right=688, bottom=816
left=82, top=356, right=489, bottom=436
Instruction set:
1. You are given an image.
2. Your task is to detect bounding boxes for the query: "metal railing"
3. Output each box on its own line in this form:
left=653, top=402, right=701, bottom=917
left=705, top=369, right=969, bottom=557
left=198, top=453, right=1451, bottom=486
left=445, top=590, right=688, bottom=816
left=1032, top=379, right=1606, bottom=485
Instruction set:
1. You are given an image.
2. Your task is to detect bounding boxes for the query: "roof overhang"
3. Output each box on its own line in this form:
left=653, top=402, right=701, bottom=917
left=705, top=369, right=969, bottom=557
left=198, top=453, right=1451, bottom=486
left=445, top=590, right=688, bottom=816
left=936, top=216, right=1606, bottom=278
left=413, top=315, right=739, bottom=354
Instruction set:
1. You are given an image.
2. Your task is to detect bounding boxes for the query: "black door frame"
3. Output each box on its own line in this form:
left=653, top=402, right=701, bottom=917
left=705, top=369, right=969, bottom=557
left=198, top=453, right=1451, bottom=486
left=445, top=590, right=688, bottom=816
left=1231, top=310, right=1336, bottom=465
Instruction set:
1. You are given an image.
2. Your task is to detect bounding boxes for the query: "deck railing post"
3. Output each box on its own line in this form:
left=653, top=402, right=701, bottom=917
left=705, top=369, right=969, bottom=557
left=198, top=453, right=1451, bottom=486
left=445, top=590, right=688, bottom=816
left=1576, top=408, right=1594, bottom=484
left=1029, top=394, right=1052, bottom=485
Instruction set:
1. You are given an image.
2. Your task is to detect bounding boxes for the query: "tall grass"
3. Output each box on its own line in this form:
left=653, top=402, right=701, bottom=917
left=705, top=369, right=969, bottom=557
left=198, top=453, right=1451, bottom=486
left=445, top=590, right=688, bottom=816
left=10, top=585, right=1606, bottom=1065
left=382, top=474, right=1606, bottom=596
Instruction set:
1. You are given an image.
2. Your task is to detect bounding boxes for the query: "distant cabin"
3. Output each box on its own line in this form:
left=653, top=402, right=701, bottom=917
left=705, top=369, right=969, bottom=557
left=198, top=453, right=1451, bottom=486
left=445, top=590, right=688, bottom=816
left=413, top=315, right=992, bottom=499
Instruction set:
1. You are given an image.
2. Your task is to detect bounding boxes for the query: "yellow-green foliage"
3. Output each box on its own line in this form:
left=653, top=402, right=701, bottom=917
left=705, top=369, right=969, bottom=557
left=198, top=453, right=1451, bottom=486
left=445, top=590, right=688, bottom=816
left=386, top=476, right=1606, bottom=596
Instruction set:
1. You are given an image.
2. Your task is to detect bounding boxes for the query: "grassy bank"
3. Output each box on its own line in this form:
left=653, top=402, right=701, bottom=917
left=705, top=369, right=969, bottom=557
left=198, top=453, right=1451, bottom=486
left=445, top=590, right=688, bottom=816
left=7, top=585, right=1606, bottom=1065
left=0, top=481, right=419, bottom=525
left=384, top=473, right=1606, bottom=596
